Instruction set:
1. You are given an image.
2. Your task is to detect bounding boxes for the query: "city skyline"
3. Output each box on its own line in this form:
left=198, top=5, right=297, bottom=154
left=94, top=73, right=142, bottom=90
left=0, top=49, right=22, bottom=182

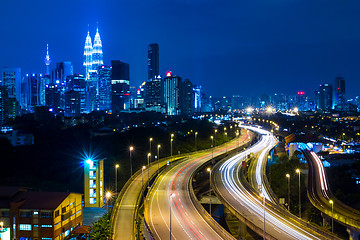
left=1, top=1, right=360, bottom=99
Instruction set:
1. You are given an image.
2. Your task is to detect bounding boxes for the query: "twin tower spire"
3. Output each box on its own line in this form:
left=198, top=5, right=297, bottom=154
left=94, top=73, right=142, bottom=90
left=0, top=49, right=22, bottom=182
left=83, top=25, right=104, bottom=79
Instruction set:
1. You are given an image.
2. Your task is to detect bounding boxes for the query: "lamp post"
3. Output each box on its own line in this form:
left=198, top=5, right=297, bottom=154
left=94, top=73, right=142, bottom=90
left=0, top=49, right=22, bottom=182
left=210, top=136, right=214, bottom=160
left=142, top=166, right=146, bottom=214
left=105, top=191, right=111, bottom=211
left=296, top=169, right=301, bottom=218
left=329, top=200, right=334, bottom=233
left=157, top=145, right=161, bottom=175
left=207, top=167, right=212, bottom=215
left=170, top=193, right=175, bottom=240
left=195, top=132, right=198, bottom=151
left=236, top=130, right=240, bottom=148
left=149, top=137, right=153, bottom=164
left=147, top=153, right=151, bottom=189
left=225, top=132, right=228, bottom=152
left=115, top=164, right=119, bottom=193
left=260, top=192, right=266, bottom=240
left=129, top=146, right=134, bottom=176
left=170, top=134, right=174, bottom=164
left=286, top=173, right=290, bottom=211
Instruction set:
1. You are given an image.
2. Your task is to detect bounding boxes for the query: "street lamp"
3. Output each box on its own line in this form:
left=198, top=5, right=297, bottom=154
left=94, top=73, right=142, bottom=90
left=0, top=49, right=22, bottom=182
left=260, top=192, right=266, bottom=240
left=129, top=146, right=134, bottom=176
left=207, top=167, right=212, bottom=215
left=170, top=134, right=174, bottom=164
left=147, top=153, right=151, bottom=188
left=169, top=193, right=175, bottom=240
left=105, top=191, right=111, bottom=210
left=142, top=166, right=146, bottom=214
left=286, top=173, right=290, bottom=211
left=115, top=164, right=119, bottom=193
left=195, top=132, right=198, bottom=151
left=210, top=136, right=214, bottom=160
left=329, top=200, right=334, bottom=233
left=225, top=132, right=228, bottom=152
left=157, top=145, right=161, bottom=175
left=149, top=137, right=153, bottom=165
left=296, top=169, right=301, bottom=218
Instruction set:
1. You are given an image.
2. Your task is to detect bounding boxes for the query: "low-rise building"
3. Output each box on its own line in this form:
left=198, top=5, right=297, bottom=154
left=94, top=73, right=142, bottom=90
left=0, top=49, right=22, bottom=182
left=0, top=187, right=82, bottom=240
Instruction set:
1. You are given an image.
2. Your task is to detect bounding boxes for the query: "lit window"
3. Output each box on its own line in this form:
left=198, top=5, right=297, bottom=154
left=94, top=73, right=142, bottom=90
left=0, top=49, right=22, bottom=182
left=41, top=225, right=52, bottom=228
left=19, top=224, right=32, bottom=231
left=90, top=198, right=96, bottom=204
left=33, top=211, right=38, bottom=215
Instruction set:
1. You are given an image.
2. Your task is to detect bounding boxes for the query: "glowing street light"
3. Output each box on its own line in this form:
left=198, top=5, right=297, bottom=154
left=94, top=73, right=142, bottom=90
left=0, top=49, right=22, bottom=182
left=157, top=145, right=161, bottom=175
left=115, top=164, right=119, bottom=193
left=286, top=173, right=290, bottom=211
left=149, top=137, right=153, bottom=165
left=225, top=132, right=228, bottom=152
left=147, top=153, right=151, bottom=189
left=170, top=134, right=174, bottom=164
left=329, top=200, right=334, bottom=233
left=207, top=167, right=212, bottom=215
left=195, top=132, right=198, bottom=151
left=129, top=146, right=134, bottom=176
left=105, top=191, right=111, bottom=210
left=296, top=169, right=301, bottom=218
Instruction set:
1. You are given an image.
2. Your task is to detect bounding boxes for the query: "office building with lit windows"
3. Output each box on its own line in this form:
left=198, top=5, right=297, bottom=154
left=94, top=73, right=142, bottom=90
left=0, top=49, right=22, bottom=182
left=84, top=159, right=104, bottom=208
left=111, top=60, right=130, bottom=112
left=163, top=71, right=181, bottom=115
left=0, top=187, right=82, bottom=240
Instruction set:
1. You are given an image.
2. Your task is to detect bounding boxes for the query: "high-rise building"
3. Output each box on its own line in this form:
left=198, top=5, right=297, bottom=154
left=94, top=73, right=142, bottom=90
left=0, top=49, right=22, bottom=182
left=44, top=44, right=52, bottom=75
left=65, top=90, right=81, bottom=117
left=163, top=71, right=181, bottom=115
left=92, top=27, right=104, bottom=71
left=83, top=26, right=104, bottom=80
left=45, top=83, right=61, bottom=112
left=1, top=67, right=21, bottom=108
left=25, top=73, right=45, bottom=110
left=180, top=79, right=194, bottom=116
left=98, top=65, right=112, bottom=111
left=66, top=74, right=86, bottom=114
left=52, top=62, right=73, bottom=85
left=0, top=86, right=9, bottom=126
left=193, top=85, right=202, bottom=112
left=83, top=31, right=93, bottom=80
left=145, top=75, right=163, bottom=112
left=334, top=74, right=345, bottom=107
left=111, top=60, right=130, bottom=112
left=316, top=84, right=333, bottom=110
left=148, top=43, right=159, bottom=80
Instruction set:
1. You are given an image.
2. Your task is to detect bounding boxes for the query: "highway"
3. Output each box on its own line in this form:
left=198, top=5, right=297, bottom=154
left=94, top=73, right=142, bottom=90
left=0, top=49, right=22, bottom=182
left=145, top=130, right=251, bottom=240
left=300, top=143, right=360, bottom=233
left=112, top=156, right=184, bottom=240
left=212, top=126, right=338, bottom=240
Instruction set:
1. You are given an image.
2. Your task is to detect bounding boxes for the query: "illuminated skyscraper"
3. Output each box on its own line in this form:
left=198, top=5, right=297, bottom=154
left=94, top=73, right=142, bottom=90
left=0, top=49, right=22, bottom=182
left=83, top=30, right=93, bottom=80
left=111, top=60, right=130, bottom=112
left=334, top=74, right=345, bottom=106
left=1, top=67, right=21, bottom=108
left=92, top=27, right=104, bottom=71
left=44, top=44, right=51, bottom=75
left=83, top=26, right=104, bottom=79
left=163, top=71, right=181, bottom=115
left=148, top=43, right=159, bottom=80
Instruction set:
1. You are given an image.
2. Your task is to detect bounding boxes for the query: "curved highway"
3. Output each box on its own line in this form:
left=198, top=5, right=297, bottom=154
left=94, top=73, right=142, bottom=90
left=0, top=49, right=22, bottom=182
left=212, top=126, right=338, bottom=240
left=144, top=130, right=251, bottom=240
left=300, top=143, right=360, bottom=233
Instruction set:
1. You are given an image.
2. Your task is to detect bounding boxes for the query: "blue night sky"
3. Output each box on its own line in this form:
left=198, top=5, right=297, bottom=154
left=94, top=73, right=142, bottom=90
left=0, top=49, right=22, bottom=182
left=1, top=0, right=360, bottom=98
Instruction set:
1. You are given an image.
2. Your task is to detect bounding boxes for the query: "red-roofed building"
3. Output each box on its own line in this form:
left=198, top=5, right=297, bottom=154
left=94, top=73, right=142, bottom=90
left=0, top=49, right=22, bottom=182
left=0, top=187, right=82, bottom=240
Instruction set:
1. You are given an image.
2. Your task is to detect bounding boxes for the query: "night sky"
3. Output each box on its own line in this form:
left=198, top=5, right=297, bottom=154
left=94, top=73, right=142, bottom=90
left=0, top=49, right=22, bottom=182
left=1, top=0, right=360, bottom=98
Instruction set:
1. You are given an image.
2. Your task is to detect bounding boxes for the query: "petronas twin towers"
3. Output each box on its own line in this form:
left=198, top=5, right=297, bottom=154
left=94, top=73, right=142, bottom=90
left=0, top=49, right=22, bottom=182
left=83, top=26, right=104, bottom=80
